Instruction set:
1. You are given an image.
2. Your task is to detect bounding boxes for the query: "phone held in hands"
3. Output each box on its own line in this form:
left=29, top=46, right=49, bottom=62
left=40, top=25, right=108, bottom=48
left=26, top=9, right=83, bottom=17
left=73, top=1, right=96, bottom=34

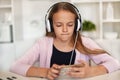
left=55, top=63, right=84, bottom=80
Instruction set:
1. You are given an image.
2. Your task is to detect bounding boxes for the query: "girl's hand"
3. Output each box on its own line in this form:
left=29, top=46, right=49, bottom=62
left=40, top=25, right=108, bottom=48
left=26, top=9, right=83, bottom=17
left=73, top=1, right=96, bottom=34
left=68, top=60, right=91, bottom=78
left=47, top=64, right=61, bottom=80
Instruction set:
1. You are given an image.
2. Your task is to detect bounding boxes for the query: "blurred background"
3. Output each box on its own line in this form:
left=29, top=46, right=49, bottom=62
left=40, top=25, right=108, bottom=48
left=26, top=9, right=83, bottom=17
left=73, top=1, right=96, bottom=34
left=0, top=0, right=120, bottom=71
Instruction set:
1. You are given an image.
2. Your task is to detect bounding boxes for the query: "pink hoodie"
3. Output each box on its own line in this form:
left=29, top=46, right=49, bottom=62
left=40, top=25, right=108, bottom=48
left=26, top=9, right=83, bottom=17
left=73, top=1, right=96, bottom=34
left=10, top=37, right=120, bottom=76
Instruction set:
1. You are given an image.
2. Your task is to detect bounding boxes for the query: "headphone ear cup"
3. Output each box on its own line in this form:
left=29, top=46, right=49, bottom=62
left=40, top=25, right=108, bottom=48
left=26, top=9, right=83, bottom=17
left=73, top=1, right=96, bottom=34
left=46, top=19, right=51, bottom=32
left=76, top=19, right=81, bottom=31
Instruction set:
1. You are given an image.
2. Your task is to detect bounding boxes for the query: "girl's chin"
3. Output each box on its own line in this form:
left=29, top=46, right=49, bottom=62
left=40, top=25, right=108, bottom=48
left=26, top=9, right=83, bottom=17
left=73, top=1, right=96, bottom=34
left=55, top=36, right=71, bottom=42
left=60, top=37, right=71, bottom=42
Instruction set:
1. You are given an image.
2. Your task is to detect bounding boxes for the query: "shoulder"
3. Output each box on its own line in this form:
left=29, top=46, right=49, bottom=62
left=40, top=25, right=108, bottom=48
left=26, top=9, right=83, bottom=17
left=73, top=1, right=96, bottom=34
left=31, top=36, right=53, bottom=50
left=37, top=36, right=53, bottom=43
left=81, top=36, right=101, bottom=49
left=81, top=36, right=95, bottom=44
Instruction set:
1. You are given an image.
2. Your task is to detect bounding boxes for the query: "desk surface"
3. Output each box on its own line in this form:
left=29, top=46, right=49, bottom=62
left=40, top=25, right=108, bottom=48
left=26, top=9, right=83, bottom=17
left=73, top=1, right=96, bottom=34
left=0, top=70, right=120, bottom=80
left=0, top=71, right=46, bottom=80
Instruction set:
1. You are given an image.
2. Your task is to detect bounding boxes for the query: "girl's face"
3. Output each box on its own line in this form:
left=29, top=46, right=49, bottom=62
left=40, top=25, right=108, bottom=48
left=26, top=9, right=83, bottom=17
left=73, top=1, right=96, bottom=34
left=53, top=10, right=75, bottom=42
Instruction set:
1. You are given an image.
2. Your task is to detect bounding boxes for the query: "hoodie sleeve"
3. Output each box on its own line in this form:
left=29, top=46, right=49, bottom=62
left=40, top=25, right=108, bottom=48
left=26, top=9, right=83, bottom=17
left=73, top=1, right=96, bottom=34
left=9, top=39, right=42, bottom=76
left=90, top=54, right=120, bottom=73
left=82, top=37, right=120, bottom=73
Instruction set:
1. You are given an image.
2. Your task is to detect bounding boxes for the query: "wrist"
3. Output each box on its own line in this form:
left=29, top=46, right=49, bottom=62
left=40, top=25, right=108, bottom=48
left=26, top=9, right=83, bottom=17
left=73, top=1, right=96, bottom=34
left=88, top=65, right=107, bottom=77
left=38, top=68, right=49, bottom=78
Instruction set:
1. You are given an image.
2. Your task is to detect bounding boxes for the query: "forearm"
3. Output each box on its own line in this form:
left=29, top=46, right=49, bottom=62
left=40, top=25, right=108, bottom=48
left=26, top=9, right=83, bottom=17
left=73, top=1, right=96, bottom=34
left=88, top=65, right=108, bottom=77
left=26, top=66, right=49, bottom=78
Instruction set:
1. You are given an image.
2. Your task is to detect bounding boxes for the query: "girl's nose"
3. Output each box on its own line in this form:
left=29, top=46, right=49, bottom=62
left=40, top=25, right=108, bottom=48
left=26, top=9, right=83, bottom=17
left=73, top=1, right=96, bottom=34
left=62, top=25, right=68, bottom=32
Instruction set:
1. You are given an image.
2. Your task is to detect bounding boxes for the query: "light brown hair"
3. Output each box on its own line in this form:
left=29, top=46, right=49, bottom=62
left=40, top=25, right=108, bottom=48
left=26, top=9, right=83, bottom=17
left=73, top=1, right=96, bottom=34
left=46, top=2, right=107, bottom=55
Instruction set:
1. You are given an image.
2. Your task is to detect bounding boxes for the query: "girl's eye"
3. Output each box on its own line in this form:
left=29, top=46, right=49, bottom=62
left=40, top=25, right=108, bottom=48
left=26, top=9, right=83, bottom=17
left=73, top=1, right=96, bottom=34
left=68, top=23, right=74, bottom=27
left=68, top=24, right=73, bottom=27
left=56, top=25, right=62, bottom=27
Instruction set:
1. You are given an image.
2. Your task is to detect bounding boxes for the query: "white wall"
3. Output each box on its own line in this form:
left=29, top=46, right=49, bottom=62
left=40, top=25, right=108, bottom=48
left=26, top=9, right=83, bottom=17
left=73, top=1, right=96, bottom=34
left=0, top=44, right=15, bottom=71
left=22, top=0, right=47, bottom=40
left=22, top=0, right=71, bottom=40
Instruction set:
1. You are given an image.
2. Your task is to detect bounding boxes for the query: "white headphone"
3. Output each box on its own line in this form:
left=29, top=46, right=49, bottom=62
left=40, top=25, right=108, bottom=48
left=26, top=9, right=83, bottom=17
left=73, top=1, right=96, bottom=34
left=45, top=2, right=82, bottom=32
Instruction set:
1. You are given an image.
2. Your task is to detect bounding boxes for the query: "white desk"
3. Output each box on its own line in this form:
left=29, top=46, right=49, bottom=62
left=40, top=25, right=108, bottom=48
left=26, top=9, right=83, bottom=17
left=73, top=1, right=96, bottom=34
left=0, top=71, right=46, bottom=80
left=0, top=70, right=120, bottom=80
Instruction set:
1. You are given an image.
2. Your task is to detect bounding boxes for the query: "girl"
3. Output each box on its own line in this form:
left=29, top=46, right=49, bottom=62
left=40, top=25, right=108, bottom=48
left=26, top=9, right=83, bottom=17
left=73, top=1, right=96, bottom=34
left=10, top=2, right=120, bottom=80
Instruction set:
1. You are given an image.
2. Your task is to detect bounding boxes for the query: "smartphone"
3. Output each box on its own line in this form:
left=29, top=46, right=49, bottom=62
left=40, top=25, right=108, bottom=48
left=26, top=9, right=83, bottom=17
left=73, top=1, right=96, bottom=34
left=56, top=63, right=84, bottom=79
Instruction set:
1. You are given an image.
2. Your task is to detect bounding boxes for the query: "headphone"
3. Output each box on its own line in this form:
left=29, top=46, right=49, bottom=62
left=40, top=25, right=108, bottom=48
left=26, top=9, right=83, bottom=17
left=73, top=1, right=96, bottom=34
left=45, top=2, right=82, bottom=32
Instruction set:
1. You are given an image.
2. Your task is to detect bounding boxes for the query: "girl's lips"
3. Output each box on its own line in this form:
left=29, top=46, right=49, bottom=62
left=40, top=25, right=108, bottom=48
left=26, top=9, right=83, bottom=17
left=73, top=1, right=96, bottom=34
left=61, top=33, right=69, bottom=35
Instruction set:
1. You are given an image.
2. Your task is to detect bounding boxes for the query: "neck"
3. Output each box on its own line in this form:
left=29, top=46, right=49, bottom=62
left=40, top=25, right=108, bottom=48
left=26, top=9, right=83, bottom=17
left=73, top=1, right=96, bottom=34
left=54, top=38, right=71, bottom=46
left=53, top=38, right=73, bottom=52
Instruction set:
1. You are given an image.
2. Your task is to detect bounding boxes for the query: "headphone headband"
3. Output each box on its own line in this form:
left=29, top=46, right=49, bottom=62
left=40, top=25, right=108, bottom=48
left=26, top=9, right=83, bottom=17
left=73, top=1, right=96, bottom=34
left=45, top=2, right=82, bottom=32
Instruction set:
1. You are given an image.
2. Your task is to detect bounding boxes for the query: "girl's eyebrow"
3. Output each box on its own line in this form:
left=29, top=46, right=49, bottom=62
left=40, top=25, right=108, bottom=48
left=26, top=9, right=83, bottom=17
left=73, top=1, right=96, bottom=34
left=54, top=22, right=62, bottom=24
left=57, top=21, right=74, bottom=23
left=68, top=21, right=74, bottom=23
